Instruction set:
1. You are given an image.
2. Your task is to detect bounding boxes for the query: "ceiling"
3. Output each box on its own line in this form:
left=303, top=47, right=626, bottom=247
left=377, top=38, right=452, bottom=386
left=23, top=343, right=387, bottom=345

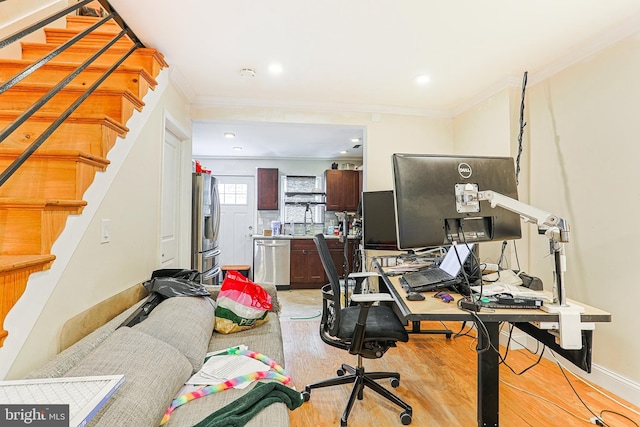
left=109, top=0, right=640, bottom=159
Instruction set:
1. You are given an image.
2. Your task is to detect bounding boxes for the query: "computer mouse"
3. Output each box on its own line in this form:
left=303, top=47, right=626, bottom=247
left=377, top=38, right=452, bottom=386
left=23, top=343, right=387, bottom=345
left=406, top=292, right=425, bottom=301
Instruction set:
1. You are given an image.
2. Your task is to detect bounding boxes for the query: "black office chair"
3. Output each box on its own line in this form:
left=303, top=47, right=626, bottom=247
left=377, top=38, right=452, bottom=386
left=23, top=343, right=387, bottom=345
left=301, top=234, right=412, bottom=426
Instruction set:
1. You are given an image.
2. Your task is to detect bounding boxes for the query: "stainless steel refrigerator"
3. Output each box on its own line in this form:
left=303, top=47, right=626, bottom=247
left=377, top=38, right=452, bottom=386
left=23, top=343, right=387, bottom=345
left=191, top=172, right=221, bottom=285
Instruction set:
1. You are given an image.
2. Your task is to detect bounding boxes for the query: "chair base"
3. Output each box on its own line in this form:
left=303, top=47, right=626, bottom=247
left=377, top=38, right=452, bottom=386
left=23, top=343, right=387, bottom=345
left=302, top=363, right=412, bottom=426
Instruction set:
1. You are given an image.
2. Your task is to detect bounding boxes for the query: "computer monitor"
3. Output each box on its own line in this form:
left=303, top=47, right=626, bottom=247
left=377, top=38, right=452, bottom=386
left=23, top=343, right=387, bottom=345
left=362, top=190, right=398, bottom=250
left=391, top=153, right=522, bottom=250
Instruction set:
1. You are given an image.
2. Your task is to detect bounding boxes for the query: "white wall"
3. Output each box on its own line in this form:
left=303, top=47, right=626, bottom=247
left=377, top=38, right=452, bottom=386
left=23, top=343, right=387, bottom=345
left=0, top=0, right=69, bottom=59
left=453, top=33, right=640, bottom=402
left=525, top=34, right=640, bottom=389
left=3, top=75, right=192, bottom=379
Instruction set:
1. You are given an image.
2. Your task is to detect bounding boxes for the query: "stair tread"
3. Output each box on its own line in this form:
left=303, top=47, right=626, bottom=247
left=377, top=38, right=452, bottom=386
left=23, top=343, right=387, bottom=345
left=45, top=27, right=130, bottom=37
left=0, top=110, right=128, bottom=132
left=0, top=198, right=87, bottom=208
left=0, top=254, right=56, bottom=272
left=0, top=148, right=110, bottom=167
left=20, top=41, right=168, bottom=67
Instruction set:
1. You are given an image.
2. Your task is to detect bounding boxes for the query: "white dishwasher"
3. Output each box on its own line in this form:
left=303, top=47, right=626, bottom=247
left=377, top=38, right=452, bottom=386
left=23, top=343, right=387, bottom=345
left=253, top=238, right=291, bottom=290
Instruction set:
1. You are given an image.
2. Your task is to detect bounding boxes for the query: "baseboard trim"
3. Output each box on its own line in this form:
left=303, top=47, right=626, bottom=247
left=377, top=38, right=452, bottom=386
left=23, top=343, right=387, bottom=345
left=501, top=328, right=640, bottom=407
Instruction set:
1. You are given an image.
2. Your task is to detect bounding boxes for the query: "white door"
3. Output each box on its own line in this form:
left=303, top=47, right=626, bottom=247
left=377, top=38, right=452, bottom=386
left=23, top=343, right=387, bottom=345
left=217, top=175, right=255, bottom=268
left=160, top=129, right=181, bottom=268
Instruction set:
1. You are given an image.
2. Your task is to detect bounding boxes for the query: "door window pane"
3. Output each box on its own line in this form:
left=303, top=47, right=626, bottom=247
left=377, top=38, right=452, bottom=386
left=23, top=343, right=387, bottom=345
left=219, top=183, right=248, bottom=205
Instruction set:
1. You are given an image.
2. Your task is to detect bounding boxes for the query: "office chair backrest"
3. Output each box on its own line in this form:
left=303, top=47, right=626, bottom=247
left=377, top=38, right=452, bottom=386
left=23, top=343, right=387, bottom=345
left=312, top=233, right=344, bottom=337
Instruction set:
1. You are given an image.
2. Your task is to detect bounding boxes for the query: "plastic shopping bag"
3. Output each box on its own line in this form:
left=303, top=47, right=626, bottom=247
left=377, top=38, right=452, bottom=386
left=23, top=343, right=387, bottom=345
left=214, top=271, right=273, bottom=334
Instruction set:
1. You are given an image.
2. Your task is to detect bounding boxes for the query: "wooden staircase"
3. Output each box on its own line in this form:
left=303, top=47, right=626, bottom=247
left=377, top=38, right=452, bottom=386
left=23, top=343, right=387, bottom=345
left=0, top=15, right=168, bottom=346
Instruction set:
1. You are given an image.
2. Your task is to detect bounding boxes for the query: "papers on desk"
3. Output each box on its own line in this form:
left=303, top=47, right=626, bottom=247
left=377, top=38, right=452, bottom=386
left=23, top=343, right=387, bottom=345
left=470, top=283, right=553, bottom=302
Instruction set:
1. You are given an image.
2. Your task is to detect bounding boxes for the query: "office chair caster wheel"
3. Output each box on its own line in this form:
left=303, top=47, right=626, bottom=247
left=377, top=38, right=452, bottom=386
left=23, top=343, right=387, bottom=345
left=336, top=368, right=346, bottom=376
left=301, top=390, right=310, bottom=402
left=390, top=377, right=400, bottom=388
left=400, top=410, right=412, bottom=425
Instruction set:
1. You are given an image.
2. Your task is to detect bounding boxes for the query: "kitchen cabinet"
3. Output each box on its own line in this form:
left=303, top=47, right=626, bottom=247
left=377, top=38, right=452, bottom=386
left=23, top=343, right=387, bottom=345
left=257, top=168, right=278, bottom=210
left=325, top=170, right=361, bottom=212
left=290, top=239, right=325, bottom=288
left=290, top=238, right=356, bottom=289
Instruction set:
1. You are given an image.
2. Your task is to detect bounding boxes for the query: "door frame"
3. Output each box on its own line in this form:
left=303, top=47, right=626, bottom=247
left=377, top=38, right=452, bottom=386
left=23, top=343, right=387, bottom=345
left=160, top=110, right=191, bottom=268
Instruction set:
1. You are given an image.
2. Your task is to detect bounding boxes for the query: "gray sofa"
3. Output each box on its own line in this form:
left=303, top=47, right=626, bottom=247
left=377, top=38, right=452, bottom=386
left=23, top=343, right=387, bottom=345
left=26, top=286, right=290, bottom=427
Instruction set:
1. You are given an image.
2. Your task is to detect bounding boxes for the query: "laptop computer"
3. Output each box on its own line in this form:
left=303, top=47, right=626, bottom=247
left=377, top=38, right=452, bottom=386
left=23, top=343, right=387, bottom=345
left=400, top=243, right=474, bottom=291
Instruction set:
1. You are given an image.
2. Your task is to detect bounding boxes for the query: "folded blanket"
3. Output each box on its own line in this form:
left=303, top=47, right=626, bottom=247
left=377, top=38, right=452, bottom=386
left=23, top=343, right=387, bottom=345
left=193, top=382, right=303, bottom=427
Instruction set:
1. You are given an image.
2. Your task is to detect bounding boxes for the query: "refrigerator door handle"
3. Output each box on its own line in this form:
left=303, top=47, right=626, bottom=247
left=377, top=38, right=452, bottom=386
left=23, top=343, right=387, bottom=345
left=212, top=180, right=221, bottom=244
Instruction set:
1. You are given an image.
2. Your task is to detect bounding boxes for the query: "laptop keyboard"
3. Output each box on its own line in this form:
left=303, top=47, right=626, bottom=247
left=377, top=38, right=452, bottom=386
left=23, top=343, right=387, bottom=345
left=402, top=269, right=452, bottom=288
left=419, top=268, right=453, bottom=282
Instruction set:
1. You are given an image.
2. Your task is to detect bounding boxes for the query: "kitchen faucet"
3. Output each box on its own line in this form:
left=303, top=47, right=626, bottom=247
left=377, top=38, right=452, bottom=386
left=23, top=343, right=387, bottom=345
left=304, top=203, right=314, bottom=235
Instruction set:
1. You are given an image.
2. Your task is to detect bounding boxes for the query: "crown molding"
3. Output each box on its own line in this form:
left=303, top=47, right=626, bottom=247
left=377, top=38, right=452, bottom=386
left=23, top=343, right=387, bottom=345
left=168, top=66, right=196, bottom=102
left=528, top=11, right=640, bottom=86
left=190, top=96, right=452, bottom=119
left=450, top=76, right=522, bottom=117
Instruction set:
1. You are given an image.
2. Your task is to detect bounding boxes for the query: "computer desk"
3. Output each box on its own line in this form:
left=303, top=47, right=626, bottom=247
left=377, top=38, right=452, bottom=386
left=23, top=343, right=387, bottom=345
left=373, top=259, right=612, bottom=427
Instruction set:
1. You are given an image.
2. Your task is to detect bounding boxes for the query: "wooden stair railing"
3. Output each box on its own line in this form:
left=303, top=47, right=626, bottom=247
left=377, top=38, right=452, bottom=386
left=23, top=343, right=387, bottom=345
left=0, top=0, right=167, bottom=346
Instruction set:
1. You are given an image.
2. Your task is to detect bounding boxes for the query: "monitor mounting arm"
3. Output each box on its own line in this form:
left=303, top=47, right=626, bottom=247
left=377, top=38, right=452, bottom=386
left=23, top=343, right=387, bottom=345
left=473, top=190, right=589, bottom=350
left=476, top=190, right=570, bottom=306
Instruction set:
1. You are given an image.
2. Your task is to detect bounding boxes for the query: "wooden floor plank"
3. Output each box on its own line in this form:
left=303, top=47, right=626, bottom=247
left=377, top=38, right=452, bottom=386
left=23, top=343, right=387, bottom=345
left=279, top=291, right=640, bottom=426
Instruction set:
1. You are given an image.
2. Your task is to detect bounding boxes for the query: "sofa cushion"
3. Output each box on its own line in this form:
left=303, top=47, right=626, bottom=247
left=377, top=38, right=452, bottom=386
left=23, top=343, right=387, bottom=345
left=133, top=296, right=215, bottom=373
left=25, top=300, right=146, bottom=379
left=65, top=327, right=192, bottom=427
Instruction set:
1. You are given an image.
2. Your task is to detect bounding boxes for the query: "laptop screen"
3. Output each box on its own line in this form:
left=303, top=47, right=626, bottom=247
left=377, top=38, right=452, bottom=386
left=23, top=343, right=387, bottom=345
left=440, top=243, right=474, bottom=277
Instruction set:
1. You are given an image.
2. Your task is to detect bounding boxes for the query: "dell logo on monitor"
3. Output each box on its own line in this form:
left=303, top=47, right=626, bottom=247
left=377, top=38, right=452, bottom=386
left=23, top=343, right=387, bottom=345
left=458, top=163, right=472, bottom=178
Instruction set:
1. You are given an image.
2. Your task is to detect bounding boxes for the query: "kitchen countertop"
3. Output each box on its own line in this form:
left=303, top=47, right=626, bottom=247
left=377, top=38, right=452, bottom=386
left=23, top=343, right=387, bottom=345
left=253, top=234, right=357, bottom=240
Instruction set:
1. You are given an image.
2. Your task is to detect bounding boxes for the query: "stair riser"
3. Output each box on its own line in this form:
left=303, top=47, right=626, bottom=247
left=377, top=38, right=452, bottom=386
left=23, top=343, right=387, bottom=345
left=20, top=44, right=165, bottom=78
left=3, top=87, right=141, bottom=124
left=0, top=157, right=107, bottom=199
left=44, top=28, right=135, bottom=49
left=0, top=119, right=122, bottom=158
left=65, top=16, right=120, bottom=33
left=0, top=207, right=81, bottom=254
left=0, top=63, right=153, bottom=100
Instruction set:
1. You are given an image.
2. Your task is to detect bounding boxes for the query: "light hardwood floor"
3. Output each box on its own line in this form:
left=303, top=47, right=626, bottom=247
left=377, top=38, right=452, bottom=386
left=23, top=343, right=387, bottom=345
left=279, top=290, right=640, bottom=426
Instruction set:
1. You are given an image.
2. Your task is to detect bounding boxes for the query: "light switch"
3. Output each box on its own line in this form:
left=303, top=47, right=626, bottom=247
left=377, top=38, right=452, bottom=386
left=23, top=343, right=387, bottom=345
left=101, top=219, right=111, bottom=243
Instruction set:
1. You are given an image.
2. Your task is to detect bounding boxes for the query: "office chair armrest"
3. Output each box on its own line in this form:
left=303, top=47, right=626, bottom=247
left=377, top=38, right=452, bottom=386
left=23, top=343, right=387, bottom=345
left=348, top=271, right=380, bottom=295
left=350, top=293, right=394, bottom=303
left=348, top=271, right=379, bottom=279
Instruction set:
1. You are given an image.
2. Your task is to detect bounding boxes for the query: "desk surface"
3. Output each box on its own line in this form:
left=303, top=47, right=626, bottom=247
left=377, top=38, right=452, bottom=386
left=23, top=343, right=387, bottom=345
left=380, top=267, right=612, bottom=324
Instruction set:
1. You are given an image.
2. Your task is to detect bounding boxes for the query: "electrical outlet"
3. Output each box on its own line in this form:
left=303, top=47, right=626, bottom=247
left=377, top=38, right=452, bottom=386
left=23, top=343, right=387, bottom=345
left=101, top=219, right=111, bottom=243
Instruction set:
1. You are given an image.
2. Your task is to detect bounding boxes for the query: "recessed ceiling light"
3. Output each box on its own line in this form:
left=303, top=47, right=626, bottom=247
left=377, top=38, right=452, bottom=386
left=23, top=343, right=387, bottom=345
left=416, top=74, right=430, bottom=85
left=351, top=138, right=361, bottom=143
left=224, top=132, right=235, bottom=138
left=340, top=150, right=348, bottom=154
left=268, top=63, right=283, bottom=74
left=239, top=68, right=256, bottom=77
left=233, top=146, right=243, bottom=151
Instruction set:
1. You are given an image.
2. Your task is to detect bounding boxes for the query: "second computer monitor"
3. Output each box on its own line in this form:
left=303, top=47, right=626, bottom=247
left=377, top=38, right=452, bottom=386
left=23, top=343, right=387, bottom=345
left=362, top=190, right=399, bottom=251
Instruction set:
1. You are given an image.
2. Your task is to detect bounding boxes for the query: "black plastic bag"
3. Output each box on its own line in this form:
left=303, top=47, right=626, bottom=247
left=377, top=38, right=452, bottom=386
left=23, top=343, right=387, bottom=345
left=120, top=269, right=209, bottom=327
